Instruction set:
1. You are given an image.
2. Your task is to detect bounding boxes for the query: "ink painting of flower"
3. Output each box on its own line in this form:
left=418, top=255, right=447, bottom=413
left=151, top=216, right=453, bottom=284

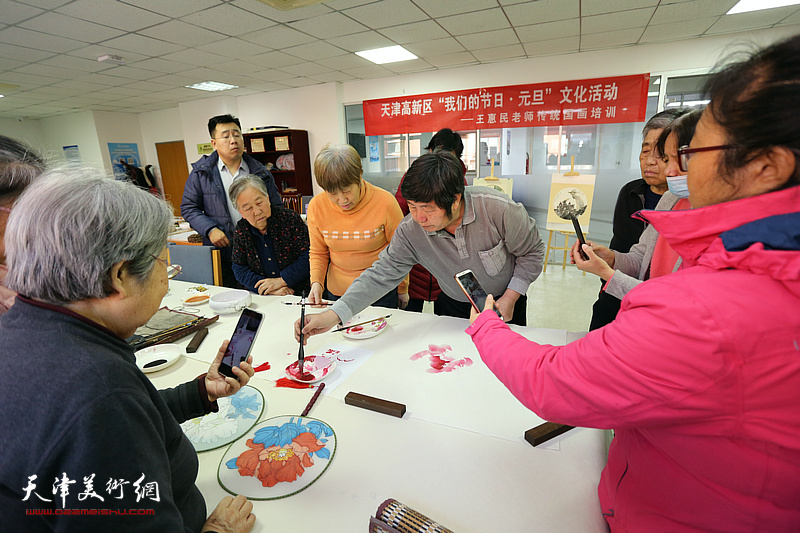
left=181, top=385, right=265, bottom=452
left=218, top=416, right=337, bottom=500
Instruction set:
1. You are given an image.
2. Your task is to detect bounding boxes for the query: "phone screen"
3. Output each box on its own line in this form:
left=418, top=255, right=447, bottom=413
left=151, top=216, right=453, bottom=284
left=455, top=270, right=503, bottom=318
left=220, top=309, right=262, bottom=378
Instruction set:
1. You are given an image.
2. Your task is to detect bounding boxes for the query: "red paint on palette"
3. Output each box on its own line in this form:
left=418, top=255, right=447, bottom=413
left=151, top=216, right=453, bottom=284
left=275, top=377, right=313, bottom=389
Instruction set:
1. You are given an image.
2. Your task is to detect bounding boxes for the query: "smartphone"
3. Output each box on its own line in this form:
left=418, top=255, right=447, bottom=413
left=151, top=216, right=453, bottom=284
left=454, top=269, right=503, bottom=319
left=219, top=308, right=263, bottom=379
left=571, top=216, right=589, bottom=261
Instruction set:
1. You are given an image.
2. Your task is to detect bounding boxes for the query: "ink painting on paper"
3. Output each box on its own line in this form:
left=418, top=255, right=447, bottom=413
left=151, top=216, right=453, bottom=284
left=410, top=344, right=473, bottom=373
left=219, top=415, right=336, bottom=500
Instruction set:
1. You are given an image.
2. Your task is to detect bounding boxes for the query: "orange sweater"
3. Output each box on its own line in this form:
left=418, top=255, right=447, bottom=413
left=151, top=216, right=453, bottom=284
left=306, top=180, right=408, bottom=297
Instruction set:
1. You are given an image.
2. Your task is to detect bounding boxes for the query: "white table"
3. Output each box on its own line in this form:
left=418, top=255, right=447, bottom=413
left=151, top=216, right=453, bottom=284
left=148, top=281, right=609, bottom=532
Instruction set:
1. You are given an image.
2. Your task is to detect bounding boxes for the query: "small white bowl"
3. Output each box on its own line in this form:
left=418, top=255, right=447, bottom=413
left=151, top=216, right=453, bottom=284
left=209, top=289, right=252, bottom=314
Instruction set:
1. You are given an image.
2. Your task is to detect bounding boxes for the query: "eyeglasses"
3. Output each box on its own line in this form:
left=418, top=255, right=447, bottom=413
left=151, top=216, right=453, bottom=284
left=214, top=131, right=242, bottom=140
left=678, top=144, right=735, bottom=173
left=151, top=255, right=182, bottom=279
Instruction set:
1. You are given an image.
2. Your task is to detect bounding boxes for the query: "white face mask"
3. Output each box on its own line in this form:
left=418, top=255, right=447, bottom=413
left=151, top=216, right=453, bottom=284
left=667, top=175, right=690, bottom=198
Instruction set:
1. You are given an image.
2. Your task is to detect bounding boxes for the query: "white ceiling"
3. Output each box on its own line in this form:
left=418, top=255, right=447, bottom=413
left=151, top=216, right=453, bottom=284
left=1, top=0, right=798, bottom=119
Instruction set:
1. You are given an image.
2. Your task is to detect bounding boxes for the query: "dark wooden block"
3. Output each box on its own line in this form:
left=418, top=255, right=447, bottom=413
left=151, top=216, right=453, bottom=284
left=345, top=392, right=406, bottom=418
left=524, top=422, right=574, bottom=447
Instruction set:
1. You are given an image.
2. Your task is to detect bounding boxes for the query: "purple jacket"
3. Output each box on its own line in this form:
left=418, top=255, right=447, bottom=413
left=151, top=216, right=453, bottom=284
left=468, top=185, right=800, bottom=532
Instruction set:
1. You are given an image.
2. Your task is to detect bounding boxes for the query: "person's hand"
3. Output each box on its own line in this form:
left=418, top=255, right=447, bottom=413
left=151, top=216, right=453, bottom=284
left=294, top=309, right=341, bottom=344
left=271, top=286, right=294, bottom=296
left=469, top=294, right=496, bottom=324
left=203, top=494, right=255, bottom=533
left=308, top=282, right=325, bottom=306
left=571, top=241, right=616, bottom=281
left=205, top=340, right=254, bottom=403
left=398, top=292, right=410, bottom=310
left=255, top=277, right=288, bottom=295
left=494, top=289, right=520, bottom=323
left=208, top=228, right=230, bottom=248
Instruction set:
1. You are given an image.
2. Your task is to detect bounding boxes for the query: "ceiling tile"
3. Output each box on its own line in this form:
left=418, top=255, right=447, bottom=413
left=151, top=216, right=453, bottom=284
left=308, top=70, right=357, bottom=83
left=344, top=0, right=429, bottom=29
left=315, top=53, right=372, bottom=70
left=55, top=0, right=169, bottom=32
left=160, top=48, right=230, bottom=67
left=0, top=57, right=26, bottom=71
left=67, top=44, right=147, bottom=64
left=404, top=37, right=465, bottom=56
left=582, top=7, right=655, bottom=35
left=3, top=71, right=59, bottom=86
left=132, top=57, right=194, bottom=74
left=412, top=0, right=498, bottom=18
left=280, top=62, right=334, bottom=76
left=230, top=0, right=333, bottom=23
left=580, top=28, right=643, bottom=50
left=706, top=7, right=800, bottom=34
left=779, top=9, right=800, bottom=24
left=581, top=0, right=659, bottom=17
left=516, top=19, right=580, bottom=43
left=470, top=44, right=526, bottom=62
left=14, top=63, right=83, bottom=80
left=91, top=65, right=164, bottom=81
left=326, top=31, right=395, bottom=52
left=195, top=37, right=269, bottom=59
left=181, top=4, right=277, bottom=35
left=242, top=50, right=307, bottom=69
left=382, top=58, right=434, bottom=73
left=288, top=12, right=369, bottom=39
left=120, top=0, right=219, bottom=18
left=639, top=17, right=718, bottom=43
left=522, top=35, right=580, bottom=57
left=139, top=20, right=227, bottom=48
left=3, top=1, right=44, bottom=25
left=0, top=42, right=55, bottom=63
left=424, top=51, right=478, bottom=68
left=457, top=29, right=520, bottom=51
left=241, top=25, right=315, bottom=49
left=323, top=0, right=380, bottom=9
left=15, top=0, right=72, bottom=9
left=502, top=0, right=579, bottom=26
left=99, top=34, right=184, bottom=58
left=378, top=20, right=450, bottom=44
left=0, top=27, right=86, bottom=53
left=282, top=41, right=348, bottom=61
left=19, top=12, right=124, bottom=43
left=651, top=0, right=736, bottom=25
left=281, top=77, right=320, bottom=88
left=437, top=8, right=511, bottom=36
left=342, top=64, right=394, bottom=78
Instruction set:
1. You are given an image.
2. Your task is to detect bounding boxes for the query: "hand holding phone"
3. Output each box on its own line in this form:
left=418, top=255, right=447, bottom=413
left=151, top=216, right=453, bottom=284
left=455, top=269, right=503, bottom=319
left=219, top=309, right=263, bottom=379
left=571, top=216, right=589, bottom=261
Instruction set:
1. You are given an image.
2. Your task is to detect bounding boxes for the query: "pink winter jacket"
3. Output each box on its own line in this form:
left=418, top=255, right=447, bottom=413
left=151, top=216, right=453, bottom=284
left=467, top=185, right=800, bottom=532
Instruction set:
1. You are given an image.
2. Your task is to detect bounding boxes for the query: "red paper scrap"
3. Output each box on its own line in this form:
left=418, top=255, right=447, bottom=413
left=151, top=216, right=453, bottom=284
left=254, top=362, right=271, bottom=372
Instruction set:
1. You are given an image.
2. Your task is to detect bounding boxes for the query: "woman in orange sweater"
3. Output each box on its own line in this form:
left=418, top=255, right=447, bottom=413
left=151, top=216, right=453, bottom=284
left=306, top=143, right=408, bottom=309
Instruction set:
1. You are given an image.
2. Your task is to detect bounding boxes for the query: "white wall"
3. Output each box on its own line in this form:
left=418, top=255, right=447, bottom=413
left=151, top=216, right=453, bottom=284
left=92, top=111, right=146, bottom=171
left=0, top=118, right=46, bottom=155
left=39, top=111, right=103, bottom=168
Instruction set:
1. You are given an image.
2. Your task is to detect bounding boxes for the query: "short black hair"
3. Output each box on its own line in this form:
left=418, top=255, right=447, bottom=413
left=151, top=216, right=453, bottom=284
left=655, top=108, right=703, bottom=157
left=400, top=150, right=465, bottom=219
left=426, top=128, right=463, bottom=157
left=704, top=34, right=800, bottom=187
left=208, top=114, right=241, bottom=138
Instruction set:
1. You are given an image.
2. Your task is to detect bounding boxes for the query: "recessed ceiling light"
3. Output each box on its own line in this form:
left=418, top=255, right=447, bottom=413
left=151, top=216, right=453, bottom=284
left=355, top=45, right=418, bottom=65
left=727, top=0, right=800, bottom=14
left=186, top=81, right=239, bottom=92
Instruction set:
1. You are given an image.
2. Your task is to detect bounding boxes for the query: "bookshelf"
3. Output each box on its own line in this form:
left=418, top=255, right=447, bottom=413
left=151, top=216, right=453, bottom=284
left=243, top=129, right=312, bottom=200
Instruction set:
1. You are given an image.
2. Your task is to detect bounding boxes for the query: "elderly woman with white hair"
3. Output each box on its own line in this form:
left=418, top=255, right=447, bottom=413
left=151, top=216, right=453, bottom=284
left=0, top=168, right=256, bottom=533
left=229, top=174, right=310, bottom=296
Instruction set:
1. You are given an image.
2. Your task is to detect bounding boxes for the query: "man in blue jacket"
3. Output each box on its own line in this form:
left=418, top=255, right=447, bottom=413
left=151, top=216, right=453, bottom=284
left=181, top=114, right=282, bottom=287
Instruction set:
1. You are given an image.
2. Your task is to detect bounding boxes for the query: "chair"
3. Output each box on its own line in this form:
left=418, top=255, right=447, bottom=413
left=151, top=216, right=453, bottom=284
left=167, top=242, right=223, bottom=286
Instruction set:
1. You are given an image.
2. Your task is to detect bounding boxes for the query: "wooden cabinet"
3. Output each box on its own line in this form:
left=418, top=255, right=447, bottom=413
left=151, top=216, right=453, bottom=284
left=243, top=129, right=312, bottom=198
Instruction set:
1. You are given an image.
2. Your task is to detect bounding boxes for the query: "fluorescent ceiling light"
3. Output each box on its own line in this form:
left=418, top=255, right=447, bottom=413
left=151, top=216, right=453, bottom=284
left=356, top=45, right=418, bottom=65
left=727, top=0, right=800, bottom=14
left=186, top=81, right=239, bottom=92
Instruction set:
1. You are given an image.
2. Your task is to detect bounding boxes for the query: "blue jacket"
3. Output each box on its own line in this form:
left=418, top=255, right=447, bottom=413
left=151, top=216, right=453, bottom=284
left=180, top=151, right=282, bottom=261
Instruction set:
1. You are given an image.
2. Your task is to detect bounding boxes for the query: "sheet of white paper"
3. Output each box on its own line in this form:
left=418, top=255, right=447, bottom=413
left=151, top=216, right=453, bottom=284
left=306, top=343, right=374, bottom=394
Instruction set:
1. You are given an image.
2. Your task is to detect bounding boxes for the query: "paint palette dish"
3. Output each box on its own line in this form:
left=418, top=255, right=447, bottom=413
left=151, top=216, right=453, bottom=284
left=341, top=315, right=388, bottom=340
left=285, top=355, right=336, bottom=384
left=135, top=343, right=182, bottom=373
left=182, top=294, right=210, bottom=306
left=218, top=415, right=336, bottom=500
left=181, top=385, right=265, bottom=452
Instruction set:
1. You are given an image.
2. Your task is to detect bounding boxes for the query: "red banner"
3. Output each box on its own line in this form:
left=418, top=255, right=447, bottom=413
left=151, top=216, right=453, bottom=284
left=363, top=74, right=650, bottom=136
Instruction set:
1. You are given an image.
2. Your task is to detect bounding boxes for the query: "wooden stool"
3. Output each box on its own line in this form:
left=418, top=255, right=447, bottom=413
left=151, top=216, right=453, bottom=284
left=543, top=229, right=587, bottom=274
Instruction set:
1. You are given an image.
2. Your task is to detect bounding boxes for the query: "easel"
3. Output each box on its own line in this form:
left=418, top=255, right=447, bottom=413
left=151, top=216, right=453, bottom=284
left=544, top=157, right=594, bottom=274
left=543, top=227, right=588, bottom=273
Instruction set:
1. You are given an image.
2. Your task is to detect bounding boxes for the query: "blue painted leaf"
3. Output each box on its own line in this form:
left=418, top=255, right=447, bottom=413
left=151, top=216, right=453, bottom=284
left=226, top=457, right=238, bottom=469
left=315, top=447, right=331, bottom=460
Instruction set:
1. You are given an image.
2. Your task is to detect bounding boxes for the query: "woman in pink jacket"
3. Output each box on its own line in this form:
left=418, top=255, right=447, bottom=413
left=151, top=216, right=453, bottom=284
left=467, top=35, right=800, bottom=532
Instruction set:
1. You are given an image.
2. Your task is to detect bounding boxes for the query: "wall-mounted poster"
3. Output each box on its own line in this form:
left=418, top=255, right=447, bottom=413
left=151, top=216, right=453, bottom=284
left=62, top=145, right=81, bottom=163
left=369, top=139, right=379, bottom=163
left=108, top=143, right=141, bottom=180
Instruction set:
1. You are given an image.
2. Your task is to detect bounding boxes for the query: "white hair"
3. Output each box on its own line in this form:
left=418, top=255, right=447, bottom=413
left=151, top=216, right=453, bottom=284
left=5, top=166, right=173, bottom=304
left=229, top=174, right=270, bottom=210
